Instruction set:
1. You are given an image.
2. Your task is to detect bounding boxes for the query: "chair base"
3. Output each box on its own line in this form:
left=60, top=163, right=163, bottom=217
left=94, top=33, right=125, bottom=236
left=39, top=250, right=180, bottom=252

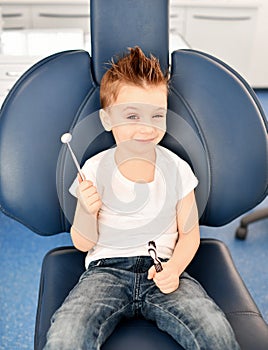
left=236, top=208, right=268, bottom=240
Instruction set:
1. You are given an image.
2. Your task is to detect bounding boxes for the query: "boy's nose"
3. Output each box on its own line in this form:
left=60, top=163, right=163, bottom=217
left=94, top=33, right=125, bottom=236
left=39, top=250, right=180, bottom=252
left=139, top=123, right=155, bottom=133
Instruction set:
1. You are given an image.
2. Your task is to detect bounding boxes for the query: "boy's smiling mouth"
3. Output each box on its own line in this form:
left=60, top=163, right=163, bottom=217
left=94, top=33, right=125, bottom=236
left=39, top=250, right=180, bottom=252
left=135, top=138, right=155, bottom=142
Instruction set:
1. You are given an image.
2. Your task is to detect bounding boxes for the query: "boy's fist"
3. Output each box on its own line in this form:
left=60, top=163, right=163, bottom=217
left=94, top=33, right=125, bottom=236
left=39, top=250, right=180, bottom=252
left=71, top=176, right=101, bottom=250
left=148, top=262, right=180, bottom=294
left=77, top=180, right=102, bottom=216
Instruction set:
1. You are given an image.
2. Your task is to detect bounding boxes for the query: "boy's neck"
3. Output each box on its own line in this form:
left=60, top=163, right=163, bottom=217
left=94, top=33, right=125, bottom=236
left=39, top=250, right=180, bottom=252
left=115, top=144, right=156, bottom=183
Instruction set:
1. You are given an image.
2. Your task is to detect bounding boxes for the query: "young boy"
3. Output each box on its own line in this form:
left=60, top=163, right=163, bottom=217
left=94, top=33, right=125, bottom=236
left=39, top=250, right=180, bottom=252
left=44, top=47, right=240, bottom=349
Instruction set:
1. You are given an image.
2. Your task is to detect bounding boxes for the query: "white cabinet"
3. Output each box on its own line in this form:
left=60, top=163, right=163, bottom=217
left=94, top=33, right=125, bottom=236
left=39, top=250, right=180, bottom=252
left=249, top=0, right=268, bottom=88
left=0, top=2, right=90, bottom=34
left=170, top=5, right=185, bottom=35
left=0, top=55, right=38, bottom=106
left=1, top=5, right=32, bottom=30
left=170, top=1, right=260, bottom=87
left=0, top=1, right=90, bottom=107
left=32, top=5, right=89, bottom=33
left=184, top=6, right=258, bottom=82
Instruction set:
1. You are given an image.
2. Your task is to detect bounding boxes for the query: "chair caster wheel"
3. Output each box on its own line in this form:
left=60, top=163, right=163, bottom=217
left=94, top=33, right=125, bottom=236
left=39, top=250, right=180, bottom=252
left=235, top=227, right=247, bottom=240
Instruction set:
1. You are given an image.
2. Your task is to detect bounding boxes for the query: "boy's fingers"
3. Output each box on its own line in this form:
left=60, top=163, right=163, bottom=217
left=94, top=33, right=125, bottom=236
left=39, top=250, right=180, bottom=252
left=79, top=180, right=94, bottom=192
left=81, top=184, right=97, bottom=197
left=77, top=172, right=85, bottom=184
left=147, top=266, right=156, bottom=280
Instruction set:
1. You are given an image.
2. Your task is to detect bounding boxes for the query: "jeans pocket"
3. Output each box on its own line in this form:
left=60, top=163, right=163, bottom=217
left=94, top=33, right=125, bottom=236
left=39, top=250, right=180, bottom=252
left=79, top=259, right=107, bottom=281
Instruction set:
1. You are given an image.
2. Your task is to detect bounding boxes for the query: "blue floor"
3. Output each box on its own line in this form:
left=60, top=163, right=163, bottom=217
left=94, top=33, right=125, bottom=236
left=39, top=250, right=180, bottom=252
left=0, top=89, right=268, bottom=349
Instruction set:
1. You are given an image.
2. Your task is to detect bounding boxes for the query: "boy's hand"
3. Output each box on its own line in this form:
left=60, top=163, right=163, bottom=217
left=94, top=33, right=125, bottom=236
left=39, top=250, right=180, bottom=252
left=77, top=175, right=102, bottom=216
left=71, top=174, right=101, bottom=251
left=147, top=261, right=180, bottom=294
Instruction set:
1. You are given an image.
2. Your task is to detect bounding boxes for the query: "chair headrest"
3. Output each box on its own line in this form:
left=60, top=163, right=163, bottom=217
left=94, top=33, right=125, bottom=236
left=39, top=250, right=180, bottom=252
left=90, top=0, right=169, bottom=85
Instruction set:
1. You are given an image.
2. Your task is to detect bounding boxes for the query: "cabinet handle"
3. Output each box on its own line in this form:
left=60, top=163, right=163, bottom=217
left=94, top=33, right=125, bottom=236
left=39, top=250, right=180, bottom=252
left=193, top=15, right=251, bottom=21
left=2, top=13, right=23, bottom=18
left=38, top=13, right=90, bottom=19
left=6, top=72, right=21, bottom=77
left=3, top=27, right=25, bottom=30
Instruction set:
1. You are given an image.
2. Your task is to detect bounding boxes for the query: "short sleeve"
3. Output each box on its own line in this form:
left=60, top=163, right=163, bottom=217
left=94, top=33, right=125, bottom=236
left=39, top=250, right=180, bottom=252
left=176, top=157, right=198, bottom=200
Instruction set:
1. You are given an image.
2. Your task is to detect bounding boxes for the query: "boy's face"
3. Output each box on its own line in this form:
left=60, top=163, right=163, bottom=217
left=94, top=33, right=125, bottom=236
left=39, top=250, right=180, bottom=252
left=101, top=84, right=167, bottom=149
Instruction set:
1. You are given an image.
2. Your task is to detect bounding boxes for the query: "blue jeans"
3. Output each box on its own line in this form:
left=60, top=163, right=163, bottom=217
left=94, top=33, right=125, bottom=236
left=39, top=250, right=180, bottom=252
left=44, top=256, right=240, bottom=350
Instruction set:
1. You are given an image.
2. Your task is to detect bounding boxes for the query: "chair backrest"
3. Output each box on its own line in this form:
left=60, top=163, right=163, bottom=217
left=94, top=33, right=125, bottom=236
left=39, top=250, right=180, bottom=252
left=168, top=50, right=268, bottom=226
left=0, top=0, right=267, bottom=236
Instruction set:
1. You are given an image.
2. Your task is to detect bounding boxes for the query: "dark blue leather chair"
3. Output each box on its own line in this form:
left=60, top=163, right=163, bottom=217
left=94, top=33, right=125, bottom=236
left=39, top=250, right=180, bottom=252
left=0, top=0, right=267, bottom=349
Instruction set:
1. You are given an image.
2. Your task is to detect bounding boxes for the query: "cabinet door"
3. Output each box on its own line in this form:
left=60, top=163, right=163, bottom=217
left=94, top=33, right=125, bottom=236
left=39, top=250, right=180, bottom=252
left=170, top=5, right=185, bottom=35
left=1, top=5, right=32, bottom=30
left=0, top=56, right=37, bottom=107
left=184, top=6, right=258, bottom=80
left=0, top=63, right=33, bottom=81
left=32, top=5, right=90, bottom=34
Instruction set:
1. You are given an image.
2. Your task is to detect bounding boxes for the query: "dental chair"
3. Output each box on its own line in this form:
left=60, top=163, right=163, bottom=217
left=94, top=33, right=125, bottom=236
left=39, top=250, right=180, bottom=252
left=0, top=0, right=267, bottom=349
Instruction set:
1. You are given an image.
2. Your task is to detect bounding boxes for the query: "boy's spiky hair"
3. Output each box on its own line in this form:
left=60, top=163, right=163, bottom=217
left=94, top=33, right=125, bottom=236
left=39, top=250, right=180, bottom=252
left=100, top=46, right=169, bottom=108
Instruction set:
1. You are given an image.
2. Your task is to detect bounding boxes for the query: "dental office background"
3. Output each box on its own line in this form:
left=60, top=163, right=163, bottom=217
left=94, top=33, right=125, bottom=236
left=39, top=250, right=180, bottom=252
left=0, top=0, right=267, bottom=109
left=0, top=1, right=268, bottom=350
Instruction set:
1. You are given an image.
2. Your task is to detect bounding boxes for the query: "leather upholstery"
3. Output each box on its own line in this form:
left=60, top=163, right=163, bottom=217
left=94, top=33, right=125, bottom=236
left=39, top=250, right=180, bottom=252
left=0, top=50, right=94, bottom=234
left=35, top=240, right=268, bottom=350
left=169, top=50, right=268, bottom=225
left=0, top=0, right=267, bottom=349
left=90, top=0, right=169, bottom=85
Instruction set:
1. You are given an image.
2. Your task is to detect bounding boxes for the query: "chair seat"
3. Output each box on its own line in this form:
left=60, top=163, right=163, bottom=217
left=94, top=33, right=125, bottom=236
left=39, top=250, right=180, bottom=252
left=35, top=239, right=268, bottom=350
left=103, top=318, right=183, bottom=350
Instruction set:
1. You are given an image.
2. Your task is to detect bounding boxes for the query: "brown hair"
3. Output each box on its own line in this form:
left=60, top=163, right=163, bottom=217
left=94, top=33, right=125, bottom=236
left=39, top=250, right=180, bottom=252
left=100, top=46, right=169, bottom=108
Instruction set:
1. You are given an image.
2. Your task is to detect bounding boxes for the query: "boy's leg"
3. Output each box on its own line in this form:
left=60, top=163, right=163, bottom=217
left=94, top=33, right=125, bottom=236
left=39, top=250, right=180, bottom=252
left=142, top=272, right=240, bottom=350
left=44, top=261, right=133, bottom=350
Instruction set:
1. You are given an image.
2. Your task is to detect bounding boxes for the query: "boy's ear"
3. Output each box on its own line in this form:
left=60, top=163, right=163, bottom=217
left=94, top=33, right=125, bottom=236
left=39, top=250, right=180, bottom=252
left=99, top=109, right=112, bottom=131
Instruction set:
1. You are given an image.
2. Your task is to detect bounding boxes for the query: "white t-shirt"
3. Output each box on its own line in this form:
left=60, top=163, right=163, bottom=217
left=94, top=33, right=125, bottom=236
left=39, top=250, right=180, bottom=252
left=70, top=145, right=198, bottom=268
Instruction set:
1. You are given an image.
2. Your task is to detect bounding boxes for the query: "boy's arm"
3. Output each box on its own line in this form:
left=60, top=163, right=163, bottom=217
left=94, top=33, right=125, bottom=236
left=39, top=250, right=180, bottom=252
left=71, top=180, right=102, bottom=252
left=169, top=190, right=200, bottom=275
left=148, top=190, right=200, bottom=294
left=71, top=227, right=96, bottom=252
